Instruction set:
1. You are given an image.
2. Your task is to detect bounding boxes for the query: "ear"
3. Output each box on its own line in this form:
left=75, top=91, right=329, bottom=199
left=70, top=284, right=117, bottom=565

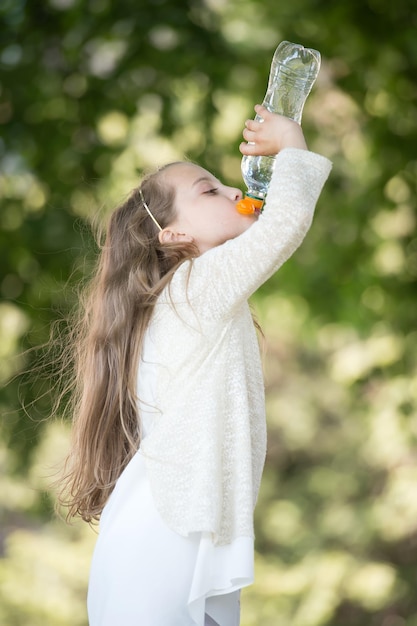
left=158, top=229, right=194, bottom=245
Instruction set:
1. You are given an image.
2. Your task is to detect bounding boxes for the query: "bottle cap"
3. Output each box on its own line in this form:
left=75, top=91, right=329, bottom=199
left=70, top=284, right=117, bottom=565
left=236, top=196, right=264, bottom=216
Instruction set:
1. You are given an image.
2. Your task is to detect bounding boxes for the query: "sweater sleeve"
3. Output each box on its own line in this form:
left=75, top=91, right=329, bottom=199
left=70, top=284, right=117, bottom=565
left=168, top=148, right=332, bottom=320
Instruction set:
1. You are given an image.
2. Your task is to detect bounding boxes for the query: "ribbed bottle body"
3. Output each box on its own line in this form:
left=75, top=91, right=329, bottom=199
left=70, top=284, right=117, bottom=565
left=240, top=41, right=321, bottom=203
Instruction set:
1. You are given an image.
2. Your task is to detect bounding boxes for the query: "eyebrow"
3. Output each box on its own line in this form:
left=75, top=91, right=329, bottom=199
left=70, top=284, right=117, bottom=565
left=192, top=176, right=217, bottom=187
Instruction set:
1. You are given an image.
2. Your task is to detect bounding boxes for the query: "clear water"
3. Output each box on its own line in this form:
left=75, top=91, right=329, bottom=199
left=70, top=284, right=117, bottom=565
left=241, top=153, right=276, bottom=199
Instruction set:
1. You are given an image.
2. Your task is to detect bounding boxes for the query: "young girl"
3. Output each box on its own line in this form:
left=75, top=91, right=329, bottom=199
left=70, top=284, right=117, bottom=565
left=59, top=105, right=331, bottom=626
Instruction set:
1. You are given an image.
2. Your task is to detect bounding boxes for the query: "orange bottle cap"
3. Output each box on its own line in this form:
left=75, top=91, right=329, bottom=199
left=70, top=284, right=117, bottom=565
left=236, top=196, right=264, bottom=215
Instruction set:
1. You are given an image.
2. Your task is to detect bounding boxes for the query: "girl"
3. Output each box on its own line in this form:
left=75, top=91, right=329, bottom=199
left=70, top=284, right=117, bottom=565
left=59, top=105, right=332, bottom=625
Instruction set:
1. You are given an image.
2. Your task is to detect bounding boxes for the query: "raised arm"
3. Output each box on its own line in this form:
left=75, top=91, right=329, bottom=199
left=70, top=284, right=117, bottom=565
left=168, top=108, right=332, bottom=320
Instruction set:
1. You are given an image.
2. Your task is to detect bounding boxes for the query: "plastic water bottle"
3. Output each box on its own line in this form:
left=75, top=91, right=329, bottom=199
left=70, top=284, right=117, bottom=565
left=236, top=41, right=321, bottom=215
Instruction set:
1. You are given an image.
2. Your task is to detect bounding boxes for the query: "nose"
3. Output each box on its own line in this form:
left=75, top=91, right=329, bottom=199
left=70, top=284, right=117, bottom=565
left=229, top=187, right=243, bottom=202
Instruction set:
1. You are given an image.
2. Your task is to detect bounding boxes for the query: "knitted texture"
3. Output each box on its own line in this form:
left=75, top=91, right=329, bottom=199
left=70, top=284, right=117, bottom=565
left=140, top=148, right=332, bottom=545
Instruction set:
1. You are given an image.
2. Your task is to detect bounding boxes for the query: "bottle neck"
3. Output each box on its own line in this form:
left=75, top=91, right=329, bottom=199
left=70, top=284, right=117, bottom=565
left=246, top=191, right=265, bottom=201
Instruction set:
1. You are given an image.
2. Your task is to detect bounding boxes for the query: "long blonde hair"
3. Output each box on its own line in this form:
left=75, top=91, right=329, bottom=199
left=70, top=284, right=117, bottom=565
left=58, top=163, right=197, bottom=522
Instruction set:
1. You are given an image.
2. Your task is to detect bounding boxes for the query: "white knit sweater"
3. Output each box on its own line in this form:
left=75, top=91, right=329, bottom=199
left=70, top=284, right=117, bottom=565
left=140, top=148, right=332, bottom=546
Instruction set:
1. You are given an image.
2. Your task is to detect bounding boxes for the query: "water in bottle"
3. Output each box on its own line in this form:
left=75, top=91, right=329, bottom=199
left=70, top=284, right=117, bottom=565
left=236, top=41, right=321, bottom=215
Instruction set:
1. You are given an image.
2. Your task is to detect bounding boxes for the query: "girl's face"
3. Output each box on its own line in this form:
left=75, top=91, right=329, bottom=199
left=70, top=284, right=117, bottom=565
left=161, top=163, right=257, bottom=254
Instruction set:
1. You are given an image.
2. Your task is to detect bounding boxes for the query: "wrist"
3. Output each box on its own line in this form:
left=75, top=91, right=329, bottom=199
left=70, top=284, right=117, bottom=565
left=279, top=126, right=308, bottom=151
left=281, top=137, right=308, bottom=151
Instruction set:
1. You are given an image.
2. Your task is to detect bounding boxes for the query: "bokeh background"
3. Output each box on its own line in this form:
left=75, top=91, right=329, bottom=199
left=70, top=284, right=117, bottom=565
left=1, top=0, right=416, bottom=624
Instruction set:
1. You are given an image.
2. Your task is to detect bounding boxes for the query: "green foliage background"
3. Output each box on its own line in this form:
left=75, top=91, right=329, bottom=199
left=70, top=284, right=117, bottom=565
left=1, top=0, right=416, bottom=624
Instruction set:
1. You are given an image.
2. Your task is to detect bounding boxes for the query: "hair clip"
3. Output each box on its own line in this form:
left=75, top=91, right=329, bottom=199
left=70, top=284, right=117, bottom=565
left=139, top=188, right=163, bottom=232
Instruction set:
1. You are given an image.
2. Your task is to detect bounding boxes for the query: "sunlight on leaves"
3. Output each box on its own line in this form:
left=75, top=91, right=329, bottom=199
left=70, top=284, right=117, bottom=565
left=373, top=240, right=406, bottom=275
left=346, top=562, right=398, bottom=611
left=371, top=205, right=415, bottom=239
left=329, top=330, right=404, bottom=384
left=0, top=525, right=94, bottom=626
left=372, top=467, right=417, bottom=541
left=0, top=302, right=29, bottom=382
left=97, top=111, right=129, bottom=147
left=85, top=38, right=127, bottom=78
left=212, top=91, right=251, bottom=143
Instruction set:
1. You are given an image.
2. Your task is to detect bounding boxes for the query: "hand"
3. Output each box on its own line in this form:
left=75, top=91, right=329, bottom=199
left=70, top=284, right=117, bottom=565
left=239, top=104, right=308, bottom=156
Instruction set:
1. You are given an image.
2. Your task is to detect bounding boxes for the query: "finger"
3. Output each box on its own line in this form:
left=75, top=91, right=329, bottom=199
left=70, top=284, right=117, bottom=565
left=242, top=127, right=257, bottom=142
left=254, top=103, right=268, bottom=116
left=239, top=141, right=260, bottom=156
left=245, top=119, right=262, bottom=131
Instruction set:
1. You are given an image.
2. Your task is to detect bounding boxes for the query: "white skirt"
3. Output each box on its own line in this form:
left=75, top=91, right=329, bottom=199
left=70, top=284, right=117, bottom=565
left=87, top=450, right=254, bottom=626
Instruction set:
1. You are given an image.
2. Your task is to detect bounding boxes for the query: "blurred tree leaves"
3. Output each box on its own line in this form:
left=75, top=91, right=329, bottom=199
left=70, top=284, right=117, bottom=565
left=1, top=0, right=416, bottom=624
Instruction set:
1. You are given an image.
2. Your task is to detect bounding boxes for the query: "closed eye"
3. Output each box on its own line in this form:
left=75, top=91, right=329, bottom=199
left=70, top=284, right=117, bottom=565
left=204, top=188, right=219, bottom=195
